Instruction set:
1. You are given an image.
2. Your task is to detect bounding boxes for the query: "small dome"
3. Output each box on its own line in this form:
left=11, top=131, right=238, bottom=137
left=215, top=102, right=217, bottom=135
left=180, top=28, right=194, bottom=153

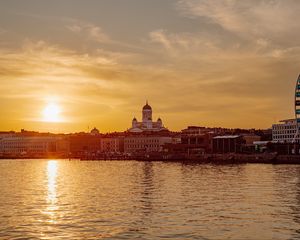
left=132, top=117, right=137, bottom=122
left=143, top=101, right=152, bottom=110
left=90, top=127, right=100, bottom=135
left=157, top=118, right=162, bottom=122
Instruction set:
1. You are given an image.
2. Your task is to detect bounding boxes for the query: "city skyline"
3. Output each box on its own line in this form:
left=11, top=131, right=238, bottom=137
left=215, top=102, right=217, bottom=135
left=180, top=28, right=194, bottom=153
left=1, top=0, right=300, bottom=133
left=1, top=2, right=300, bottom=239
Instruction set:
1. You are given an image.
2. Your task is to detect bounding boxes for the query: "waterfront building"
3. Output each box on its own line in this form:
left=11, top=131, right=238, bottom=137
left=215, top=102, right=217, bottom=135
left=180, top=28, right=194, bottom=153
left=69, top=134, right=102, bottom=156
left=101, top=137, right=124, bottom=153
left=124, top=135, right=172, bottom=153
left=272, top=119, right=300, bottom=143
left=129, top=101, right=167, bottom=132
left=0, top=131, right=16, bottom=138
left=180, top=128, right=213, bottom=154
left=163, top=134, right=212, bottom=156
left=267, top=142, right=300, bottom=155
left=212, top=135, right=244, bottom=153
left=163, top=127, right=261, bottom=156
left=242, top=134, right=261, bottom=145
left=0, top=136, right=69, bottom=157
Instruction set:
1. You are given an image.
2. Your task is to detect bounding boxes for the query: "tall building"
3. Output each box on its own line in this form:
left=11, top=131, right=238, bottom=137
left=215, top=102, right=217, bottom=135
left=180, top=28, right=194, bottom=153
left=294, top=74, right=300, bottom=141
left=129, top=101, right=167, bottom=132
left=272, top=119, right=300, bottom=143
left=271, top=75, right=300, bottom=144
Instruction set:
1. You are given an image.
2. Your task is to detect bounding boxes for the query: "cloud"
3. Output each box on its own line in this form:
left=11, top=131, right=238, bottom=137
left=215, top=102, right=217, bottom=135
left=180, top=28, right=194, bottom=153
left=0, top=41, right=167, bottom=123
left=150, top=29, right=172, bottom=50
left=66, top=20, right=110, bottom=43
left=149, top=29, right=219, bottom=59
left=0, top=40, right=120, bottom=108
left=176, top=0, right=300, bottom=46
left=145, top=15, right=300, bottom=127
left=149, top=0, right=300, bottom=68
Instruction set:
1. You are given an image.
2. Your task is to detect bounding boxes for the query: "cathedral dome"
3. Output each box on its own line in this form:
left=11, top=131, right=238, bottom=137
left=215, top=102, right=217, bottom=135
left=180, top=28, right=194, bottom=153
left=143, top=101, right=152, bottom=110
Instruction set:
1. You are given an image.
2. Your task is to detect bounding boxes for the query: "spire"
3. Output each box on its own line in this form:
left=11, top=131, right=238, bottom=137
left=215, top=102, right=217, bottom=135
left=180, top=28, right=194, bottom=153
left=143, top=100, right=152, bottom=110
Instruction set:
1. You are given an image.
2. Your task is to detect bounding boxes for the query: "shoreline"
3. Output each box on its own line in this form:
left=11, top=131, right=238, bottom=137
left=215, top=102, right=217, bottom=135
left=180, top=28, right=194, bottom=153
left=0, top=154, right=299, bottom=164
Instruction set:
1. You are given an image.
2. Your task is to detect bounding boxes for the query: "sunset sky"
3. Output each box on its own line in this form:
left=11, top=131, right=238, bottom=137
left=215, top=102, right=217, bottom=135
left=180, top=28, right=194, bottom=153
left=0, top=0, right=300, bottom=133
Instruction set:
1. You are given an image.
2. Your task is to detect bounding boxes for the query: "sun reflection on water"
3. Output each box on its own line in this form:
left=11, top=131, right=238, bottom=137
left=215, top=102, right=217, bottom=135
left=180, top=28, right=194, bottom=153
left=44, top=160, right=59, bottom=223
left=47, top=160, right=58, bottom=203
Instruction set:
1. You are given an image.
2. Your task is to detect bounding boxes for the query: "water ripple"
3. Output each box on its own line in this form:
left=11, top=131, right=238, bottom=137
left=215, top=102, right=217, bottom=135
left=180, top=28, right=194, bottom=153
left=0, top=160, right=300, bottom=239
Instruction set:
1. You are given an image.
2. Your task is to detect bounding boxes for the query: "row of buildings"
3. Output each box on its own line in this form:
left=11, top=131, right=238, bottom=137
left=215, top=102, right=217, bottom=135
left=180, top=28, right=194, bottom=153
left=0, top=103, right=269, bottom=158
left=0, top=128, right=267, bottom=158
left=2, top=101, right=298, bottom=158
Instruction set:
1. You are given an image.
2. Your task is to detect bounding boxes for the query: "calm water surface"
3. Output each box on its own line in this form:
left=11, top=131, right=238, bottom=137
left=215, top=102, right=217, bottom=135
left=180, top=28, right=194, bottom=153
left=0, top=160, right=300, bottom=239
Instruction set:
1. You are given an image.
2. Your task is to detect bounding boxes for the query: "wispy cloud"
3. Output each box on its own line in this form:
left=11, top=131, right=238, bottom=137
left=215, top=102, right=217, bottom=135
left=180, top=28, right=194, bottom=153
left=150, top=29, right=172, bottom=50
left=149, top=29, right=218, bottom=57
left=66, top=20, right=110, bottom=43
left=176, top=0, right=300, bottom=47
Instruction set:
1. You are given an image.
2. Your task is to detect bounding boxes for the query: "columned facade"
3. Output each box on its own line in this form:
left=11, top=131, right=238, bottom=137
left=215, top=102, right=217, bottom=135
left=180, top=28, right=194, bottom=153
left=129, top=101, right=166, bottom=132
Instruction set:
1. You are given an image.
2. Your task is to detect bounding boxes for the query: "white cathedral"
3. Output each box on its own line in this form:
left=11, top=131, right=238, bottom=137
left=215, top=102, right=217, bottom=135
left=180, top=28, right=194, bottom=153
left=128, top=101, right=167, bottom=132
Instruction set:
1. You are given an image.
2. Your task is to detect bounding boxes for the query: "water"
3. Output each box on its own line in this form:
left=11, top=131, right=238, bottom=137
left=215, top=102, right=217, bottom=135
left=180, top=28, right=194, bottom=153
left=0, top=160, right=300, bottom=239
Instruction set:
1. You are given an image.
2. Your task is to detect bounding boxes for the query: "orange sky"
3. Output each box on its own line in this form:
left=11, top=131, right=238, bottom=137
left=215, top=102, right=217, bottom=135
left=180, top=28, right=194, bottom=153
left=0, top=0, right=299, bottom=133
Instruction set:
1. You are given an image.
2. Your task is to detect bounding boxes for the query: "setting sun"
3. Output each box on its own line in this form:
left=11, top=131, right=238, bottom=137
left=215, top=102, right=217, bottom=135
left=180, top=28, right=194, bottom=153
left=43, top=103, right=61, bottom=122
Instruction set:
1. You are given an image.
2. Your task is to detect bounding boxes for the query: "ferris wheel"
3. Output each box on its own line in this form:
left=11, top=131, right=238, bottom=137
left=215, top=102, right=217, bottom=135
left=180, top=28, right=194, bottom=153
left=294, top=74, right=300, bottom=143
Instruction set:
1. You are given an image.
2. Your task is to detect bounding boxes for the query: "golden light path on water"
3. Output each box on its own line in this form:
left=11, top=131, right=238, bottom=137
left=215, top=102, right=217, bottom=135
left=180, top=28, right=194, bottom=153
left=43, top=160, right=59, bottom=224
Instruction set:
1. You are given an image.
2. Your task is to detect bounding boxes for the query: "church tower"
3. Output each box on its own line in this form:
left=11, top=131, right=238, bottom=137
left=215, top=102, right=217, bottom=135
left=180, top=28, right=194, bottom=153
left=142, top=101, right=152, bottom=123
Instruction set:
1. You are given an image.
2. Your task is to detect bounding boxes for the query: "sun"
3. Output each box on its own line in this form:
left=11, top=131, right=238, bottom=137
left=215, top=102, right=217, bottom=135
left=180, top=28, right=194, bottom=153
left=43, top=103, right=61, bottom=122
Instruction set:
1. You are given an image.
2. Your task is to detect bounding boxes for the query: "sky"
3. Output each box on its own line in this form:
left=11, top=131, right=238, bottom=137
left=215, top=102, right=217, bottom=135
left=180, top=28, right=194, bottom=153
left=0, top=0, right=300, bottom=133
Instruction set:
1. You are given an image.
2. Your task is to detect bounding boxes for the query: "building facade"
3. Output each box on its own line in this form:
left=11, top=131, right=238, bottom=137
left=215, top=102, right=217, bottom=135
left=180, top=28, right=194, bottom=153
left=212, top=135, right=244, bottom=153
left=129, top=101, right=167, bottom=132
left=272, top=119, right=300, bottom=143
left=101, top=137, right=124, bottom=153
left=0, top=136, right=69, bottom=157
left=124, top=135, right=172, bottom=153
left=180, top=129, right=213, bottom=154
left=242, top=134, right=261, bottom=145
left=69, top=134, right=102, bottom=156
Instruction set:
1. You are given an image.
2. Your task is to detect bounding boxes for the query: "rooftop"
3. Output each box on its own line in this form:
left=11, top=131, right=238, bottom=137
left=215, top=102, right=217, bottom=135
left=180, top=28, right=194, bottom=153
left=213, top=135, right=240, bottom=139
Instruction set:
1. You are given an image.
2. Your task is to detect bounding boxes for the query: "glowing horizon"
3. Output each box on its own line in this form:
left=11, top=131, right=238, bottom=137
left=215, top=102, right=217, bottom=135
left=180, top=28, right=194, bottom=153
left=0, top=0, right=299, bottom=133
